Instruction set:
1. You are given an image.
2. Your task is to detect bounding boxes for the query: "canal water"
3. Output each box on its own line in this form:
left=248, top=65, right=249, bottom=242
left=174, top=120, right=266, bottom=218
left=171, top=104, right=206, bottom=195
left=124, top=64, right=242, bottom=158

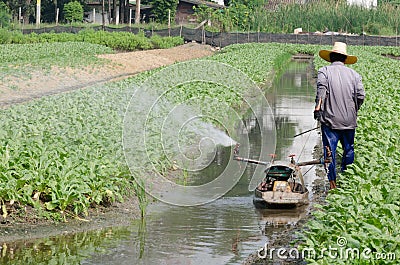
left=0, top=61, right=323, bottom=265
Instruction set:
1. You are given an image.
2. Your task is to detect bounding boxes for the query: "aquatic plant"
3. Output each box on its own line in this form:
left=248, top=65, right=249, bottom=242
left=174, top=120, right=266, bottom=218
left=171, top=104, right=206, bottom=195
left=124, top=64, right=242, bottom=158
left=132, top=177, right=148, bottom=218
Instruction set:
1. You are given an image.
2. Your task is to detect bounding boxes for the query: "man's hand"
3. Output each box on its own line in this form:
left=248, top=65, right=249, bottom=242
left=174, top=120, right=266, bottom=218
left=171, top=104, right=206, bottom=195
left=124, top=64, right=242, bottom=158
left=314, top=110, right=322, bottom=120
left=314, top=98, right=323, bottom=120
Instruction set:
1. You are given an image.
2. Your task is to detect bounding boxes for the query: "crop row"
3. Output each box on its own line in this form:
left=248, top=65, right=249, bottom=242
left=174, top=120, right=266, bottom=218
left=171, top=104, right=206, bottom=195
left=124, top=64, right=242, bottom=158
left=0, top=42, right=292, bottom=220
left=0, top=29, right=183, bottom=50
left=0, top=42, right=113, bottom=66
left=0, top=31, right=183, bottom=85
left=0, top=42, right=114, bottom=83
left=300, top=46, right=400, bottom=264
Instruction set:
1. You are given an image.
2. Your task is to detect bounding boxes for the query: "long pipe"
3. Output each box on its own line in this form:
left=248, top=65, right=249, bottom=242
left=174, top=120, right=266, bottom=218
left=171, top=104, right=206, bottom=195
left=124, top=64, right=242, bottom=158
left=234, top=156, right=331, bottom=167
left=293, top=127, right=319, bottom=138
left=233, top=156, right=269, bottom=166
left=296, top=158, right=332, bottom=166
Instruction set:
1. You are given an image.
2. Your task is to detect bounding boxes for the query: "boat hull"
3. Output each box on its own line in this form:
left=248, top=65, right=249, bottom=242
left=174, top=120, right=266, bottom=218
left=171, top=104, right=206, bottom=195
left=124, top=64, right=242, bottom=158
left=253, top=189, right=309, bottom=209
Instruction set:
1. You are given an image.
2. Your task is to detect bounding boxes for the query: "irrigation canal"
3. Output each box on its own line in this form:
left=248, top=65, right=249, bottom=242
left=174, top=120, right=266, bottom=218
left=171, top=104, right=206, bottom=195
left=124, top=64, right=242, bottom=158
left=1, top=60, right=324, bottom=265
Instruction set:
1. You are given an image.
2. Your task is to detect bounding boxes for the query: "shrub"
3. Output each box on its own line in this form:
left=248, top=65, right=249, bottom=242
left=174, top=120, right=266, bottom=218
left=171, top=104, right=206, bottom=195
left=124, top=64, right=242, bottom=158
left=150, top=34, right=184, bottom=49
left=64, top=1, right=84, bottom=23
left=0, top=28, right=12, bottom=43
left=0, top=29, right=184, bottom=51
left=151, top=0, right=179, bottom=24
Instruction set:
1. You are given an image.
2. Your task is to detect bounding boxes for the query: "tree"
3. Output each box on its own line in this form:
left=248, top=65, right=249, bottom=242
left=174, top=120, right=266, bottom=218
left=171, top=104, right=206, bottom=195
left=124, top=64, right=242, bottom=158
left=2, top=0, right=35, bottom=23
left=0, top=2, right=11, bottom=27
left=112, top=0, right=116, bottom=23
left=63, top=0, right=83, bottom=23
left=135, top=0, right=140, bottom=24
left=150, top=0, right=178, bottom=24
left=35, top=0, right=83, bottom=23
left=119, top=0, right=129, bottom=23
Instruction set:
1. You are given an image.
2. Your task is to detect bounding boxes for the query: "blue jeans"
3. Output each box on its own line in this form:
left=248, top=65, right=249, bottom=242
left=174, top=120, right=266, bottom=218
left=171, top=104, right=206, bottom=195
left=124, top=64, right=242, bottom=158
left=321, top=123, right=355, bottom=181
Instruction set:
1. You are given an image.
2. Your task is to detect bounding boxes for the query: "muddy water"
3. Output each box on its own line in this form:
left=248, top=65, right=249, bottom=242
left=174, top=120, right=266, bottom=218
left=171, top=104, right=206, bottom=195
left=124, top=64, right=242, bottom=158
left=0, top=61, right=323, bottom=265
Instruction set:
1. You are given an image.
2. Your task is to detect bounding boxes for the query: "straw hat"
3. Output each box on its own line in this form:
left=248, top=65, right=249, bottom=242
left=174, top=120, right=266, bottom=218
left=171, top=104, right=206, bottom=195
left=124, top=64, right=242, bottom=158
left=319, top=42, right=358, bottom=64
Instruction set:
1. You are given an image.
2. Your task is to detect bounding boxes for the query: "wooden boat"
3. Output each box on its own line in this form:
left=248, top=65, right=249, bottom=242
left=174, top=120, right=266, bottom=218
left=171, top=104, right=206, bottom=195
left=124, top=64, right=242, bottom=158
left=233, top=144, right=331, bottom=209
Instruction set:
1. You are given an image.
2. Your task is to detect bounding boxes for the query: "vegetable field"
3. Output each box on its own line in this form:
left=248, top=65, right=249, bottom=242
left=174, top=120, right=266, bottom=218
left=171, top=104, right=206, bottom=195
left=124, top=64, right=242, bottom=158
left=0, top=29, right=184, bottom=50
left=0, top=41, right=399, bottom=263
left=301, top=46, right=400, bottom=264
left=0, top=42, right=292, bottom=220
left=0, top=42, right=114, bottom=83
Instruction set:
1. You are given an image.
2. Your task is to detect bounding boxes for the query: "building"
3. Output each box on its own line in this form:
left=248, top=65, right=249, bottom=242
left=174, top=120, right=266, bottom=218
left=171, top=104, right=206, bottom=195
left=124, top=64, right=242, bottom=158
left=175, top=0, right=224, bottom=24
left=85, top=1, right=152, bottom=24
left=85, top=0, right=224, bottom=25
left=347, top=0, right=377, bottom=8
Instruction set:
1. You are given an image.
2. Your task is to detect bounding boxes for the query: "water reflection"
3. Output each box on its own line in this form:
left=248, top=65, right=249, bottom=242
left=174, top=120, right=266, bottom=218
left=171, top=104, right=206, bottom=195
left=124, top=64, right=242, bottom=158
left=0, top=61, right=321, bottom=265
left=256, top=206, right=308, bottom=227
left=81, top=197, right=298, bottom=265
left=0, top=226, right=133, bottom=265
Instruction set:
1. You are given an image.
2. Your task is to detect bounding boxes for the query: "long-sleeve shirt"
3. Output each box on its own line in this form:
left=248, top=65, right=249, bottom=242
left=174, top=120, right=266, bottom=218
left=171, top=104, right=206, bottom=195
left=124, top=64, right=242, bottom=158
left=316, top=61, right=365, bottom=130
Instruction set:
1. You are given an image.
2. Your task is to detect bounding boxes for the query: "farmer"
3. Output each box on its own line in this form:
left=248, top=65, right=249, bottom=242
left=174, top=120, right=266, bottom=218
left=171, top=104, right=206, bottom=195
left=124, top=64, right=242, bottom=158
left=314, top=42, right=365, bottom=189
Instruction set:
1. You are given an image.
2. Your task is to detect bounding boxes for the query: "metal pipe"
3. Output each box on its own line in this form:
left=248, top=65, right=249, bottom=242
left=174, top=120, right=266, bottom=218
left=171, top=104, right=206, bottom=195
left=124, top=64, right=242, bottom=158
left=233, top=156, right=269, bottom=166
left=293, top=126, right=319, bottom=138
left=296, top=158, right=332, bottom=166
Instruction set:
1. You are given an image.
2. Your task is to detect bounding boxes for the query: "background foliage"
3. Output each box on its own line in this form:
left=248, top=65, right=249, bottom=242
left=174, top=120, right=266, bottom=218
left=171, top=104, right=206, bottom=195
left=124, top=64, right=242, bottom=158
left=194, top=0, right=400, bottom=35
left=0, top=2, right=11, bottom=27
left=1, top=0, right=399, bottom=35
left=63, top=1, right=83, bottom=23
left=150, top=0, right=179, bottom=24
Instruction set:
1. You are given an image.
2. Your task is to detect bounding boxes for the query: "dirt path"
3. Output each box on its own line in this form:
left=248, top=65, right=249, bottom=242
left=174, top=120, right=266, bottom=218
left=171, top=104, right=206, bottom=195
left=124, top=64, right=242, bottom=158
left=0, top=42, right=216, bottom=107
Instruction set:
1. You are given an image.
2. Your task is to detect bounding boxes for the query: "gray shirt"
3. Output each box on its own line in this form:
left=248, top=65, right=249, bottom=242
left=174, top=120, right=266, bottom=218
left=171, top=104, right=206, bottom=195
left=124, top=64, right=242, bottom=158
left=316, top=61, right=365, bottom=130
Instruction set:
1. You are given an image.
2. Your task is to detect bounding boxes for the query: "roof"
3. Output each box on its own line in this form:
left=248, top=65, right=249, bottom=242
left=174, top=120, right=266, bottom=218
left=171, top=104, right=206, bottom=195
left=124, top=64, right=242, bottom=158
left=129, top=1, right=153, bottom=9
left=87, top=0, right=223, bottom=9
left=180, top=0, right=225, bottom=9
left=87, top=1, right=152, bottom=9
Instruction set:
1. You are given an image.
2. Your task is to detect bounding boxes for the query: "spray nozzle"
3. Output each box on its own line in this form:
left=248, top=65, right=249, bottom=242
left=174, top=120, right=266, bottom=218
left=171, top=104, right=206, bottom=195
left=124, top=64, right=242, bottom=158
left=233, top=143, right=240, bottom=157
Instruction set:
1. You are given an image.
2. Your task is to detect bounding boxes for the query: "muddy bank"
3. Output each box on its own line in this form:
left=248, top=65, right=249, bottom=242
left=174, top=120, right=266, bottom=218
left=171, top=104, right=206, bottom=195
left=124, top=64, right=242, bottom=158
left=0, top=196, right=142, bottom=244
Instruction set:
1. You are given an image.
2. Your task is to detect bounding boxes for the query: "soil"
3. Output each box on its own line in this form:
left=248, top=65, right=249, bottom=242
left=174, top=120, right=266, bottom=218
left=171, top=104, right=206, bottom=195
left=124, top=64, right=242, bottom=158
left=0, top=196, right=141, bottom=243
left=383, top=54, right=400, bottom=60
left=0, top=42, right=216, bottom=243
left=0, top=42, right=216, bottom=108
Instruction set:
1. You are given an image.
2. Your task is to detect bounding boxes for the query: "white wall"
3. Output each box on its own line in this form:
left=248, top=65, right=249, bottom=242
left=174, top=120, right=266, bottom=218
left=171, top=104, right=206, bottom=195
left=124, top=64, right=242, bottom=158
left=211, top=0, right=225, bottom=6
left=84, top=8, right=112, bottom=24
left=347, top=0, right=377, bottom=9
